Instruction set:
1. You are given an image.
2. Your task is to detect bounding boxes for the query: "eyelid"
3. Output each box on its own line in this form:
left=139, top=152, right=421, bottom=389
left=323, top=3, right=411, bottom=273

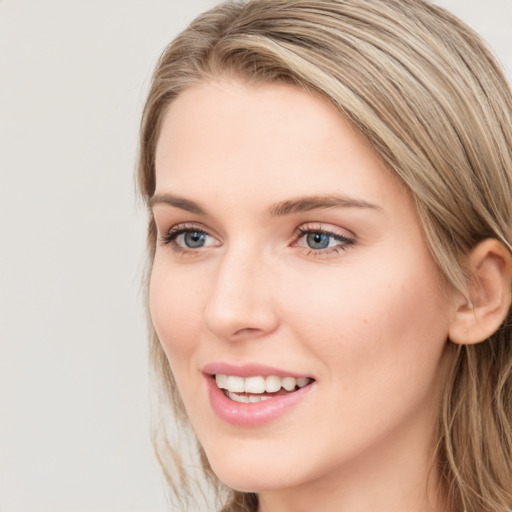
left=156, top=220, right=355, bottom=257
left=293, top=222, right=355, bottom=240
left=291, top=222, right=356, bottom=255
left=158, top=222, right=221, bottom=250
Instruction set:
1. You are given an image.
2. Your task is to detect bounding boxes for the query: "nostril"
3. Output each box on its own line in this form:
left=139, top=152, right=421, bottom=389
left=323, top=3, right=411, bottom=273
left=233, top=326, right=265, bottom=336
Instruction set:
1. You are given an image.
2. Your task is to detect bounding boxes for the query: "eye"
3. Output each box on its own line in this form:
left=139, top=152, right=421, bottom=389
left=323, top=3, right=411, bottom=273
left=304, top=232, right=333, bottom=250
left=159, top=224, right=219, bottom=252
left=293, top=224, right=355, bottom=255
left=179, top=231, right=208, bottom=248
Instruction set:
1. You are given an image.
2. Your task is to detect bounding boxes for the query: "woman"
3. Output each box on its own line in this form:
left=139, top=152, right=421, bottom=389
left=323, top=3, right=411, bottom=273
left=138, top=1, right=512, bottom=511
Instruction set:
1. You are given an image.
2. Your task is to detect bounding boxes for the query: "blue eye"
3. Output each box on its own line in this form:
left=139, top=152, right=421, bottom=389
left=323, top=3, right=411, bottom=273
left=295, top=226, right=354, bottom=255
left=159, top=225, right=218, bottom=251
left=306, top=232, right=331, bottom=250
left=180, top=231, right=207, bottom=248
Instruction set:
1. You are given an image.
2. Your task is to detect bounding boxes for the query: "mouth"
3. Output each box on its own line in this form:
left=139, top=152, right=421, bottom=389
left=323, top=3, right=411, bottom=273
left=213, top=374, right=314, bottom=403
left=203, top=363, right=316, bottom=426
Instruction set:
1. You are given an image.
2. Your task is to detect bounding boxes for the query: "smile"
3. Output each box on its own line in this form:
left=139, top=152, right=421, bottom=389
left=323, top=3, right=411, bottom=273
left=215, top=374, right=312, bottom=403
left=205, top=368, right=315, bottom=426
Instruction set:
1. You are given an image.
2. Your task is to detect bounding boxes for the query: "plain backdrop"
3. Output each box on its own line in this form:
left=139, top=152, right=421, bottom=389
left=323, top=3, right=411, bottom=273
left=0, top=1, right=510, bottom=511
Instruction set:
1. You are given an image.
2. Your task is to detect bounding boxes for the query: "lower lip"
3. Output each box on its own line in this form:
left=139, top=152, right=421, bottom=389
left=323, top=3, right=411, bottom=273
left=205, top=376, right=314, bottom=427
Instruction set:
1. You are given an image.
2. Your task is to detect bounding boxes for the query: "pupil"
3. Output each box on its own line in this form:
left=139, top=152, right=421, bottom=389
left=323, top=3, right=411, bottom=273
left=184, top=231, right=205, bottom=248
left=307, top=232, right=329, bottom=249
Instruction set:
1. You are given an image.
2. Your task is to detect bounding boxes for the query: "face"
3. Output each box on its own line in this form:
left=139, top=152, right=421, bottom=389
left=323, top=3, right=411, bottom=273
left=150, top=80, right=455, bottom=499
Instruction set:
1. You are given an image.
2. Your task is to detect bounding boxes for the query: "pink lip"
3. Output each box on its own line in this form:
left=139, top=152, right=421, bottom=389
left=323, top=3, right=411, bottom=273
left=204, top=370, right=315, bottom=428
left=202, top=362, right=310, bottom=379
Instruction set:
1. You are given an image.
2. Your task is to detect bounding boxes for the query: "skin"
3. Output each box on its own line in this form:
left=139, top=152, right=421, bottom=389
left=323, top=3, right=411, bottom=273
left=150, top=80, right=457, bottom=512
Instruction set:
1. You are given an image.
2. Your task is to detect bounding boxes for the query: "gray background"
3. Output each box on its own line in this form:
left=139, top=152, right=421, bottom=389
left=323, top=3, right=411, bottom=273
left=0, top=1, right=510, bottom=511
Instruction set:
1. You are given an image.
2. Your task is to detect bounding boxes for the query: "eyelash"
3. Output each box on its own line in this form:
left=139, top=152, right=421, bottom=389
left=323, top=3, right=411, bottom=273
left=158, top=224, right=213, bottom=253
left=158, top=223, right=355, bottom=257
left=293, top=225, right=355, bottom=256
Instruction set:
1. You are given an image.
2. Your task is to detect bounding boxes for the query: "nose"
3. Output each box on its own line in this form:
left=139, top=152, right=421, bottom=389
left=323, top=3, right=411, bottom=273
left=203, top=246, right=279, bottom=342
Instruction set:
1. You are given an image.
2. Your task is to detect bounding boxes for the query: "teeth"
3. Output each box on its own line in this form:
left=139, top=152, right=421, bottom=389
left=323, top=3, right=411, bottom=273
left=225, top=375, right=244, bottom=393
left=297, top=377, right=310, bottom=388
left=227, top=392, right=273, bottom=403
left=265, top=375, right=281, bottom=393
left=215, top=374, right=228, bottom=389
left=245, top=376, right=266, bottom=394
left=215, top=374, right=312, bottom=394
left=282, top=376, right=296, bottom=391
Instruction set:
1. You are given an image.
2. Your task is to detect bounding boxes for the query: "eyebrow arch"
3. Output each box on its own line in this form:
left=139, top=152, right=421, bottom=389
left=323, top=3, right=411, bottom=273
left=148, top=193, right=381, bottom=217
left=148, top=193, right=206, bottom=215
left=269, top=195, right=381, bottom=216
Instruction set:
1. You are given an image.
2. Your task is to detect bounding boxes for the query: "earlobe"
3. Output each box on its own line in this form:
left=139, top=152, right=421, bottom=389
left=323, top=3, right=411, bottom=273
left=449, top=239, right=512, bottom=345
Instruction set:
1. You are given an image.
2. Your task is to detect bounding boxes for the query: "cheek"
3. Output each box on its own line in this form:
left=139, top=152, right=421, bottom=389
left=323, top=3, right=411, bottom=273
left=274, top=256, right=452, bottom=462
left=280, top=252, right=451, bottom=380
left=149, top=257, right=205, bottom=370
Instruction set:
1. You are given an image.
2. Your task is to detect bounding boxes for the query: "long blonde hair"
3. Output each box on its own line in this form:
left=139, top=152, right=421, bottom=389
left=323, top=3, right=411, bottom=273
left=137, top=1, right=512, bottom=510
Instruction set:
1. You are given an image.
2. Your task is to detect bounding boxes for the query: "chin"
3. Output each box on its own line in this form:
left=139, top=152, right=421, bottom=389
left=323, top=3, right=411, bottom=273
left=212, top=467, right=294, bottom=493
left=204, top=447, right=300, bottom=493
left=205, top=440, right=326, bottom=495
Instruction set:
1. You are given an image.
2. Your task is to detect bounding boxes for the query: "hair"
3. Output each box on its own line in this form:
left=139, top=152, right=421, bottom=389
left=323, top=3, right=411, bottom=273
left=137, top=1, right=512, bottom=511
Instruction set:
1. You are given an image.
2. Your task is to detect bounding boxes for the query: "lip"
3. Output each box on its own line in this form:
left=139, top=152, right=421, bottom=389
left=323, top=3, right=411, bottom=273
left=203, top=365, right=315, bottom=427
left=202, top=362, right=311, bottom=379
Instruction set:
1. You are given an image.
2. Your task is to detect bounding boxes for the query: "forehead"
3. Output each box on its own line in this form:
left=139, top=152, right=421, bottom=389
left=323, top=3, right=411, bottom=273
left=154, top=80, right=407, bottom=212
left=155, top=80, right=348, bottom=167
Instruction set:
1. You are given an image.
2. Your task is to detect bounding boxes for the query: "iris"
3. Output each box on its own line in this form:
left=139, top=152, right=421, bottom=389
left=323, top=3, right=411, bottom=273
left=306, top=232, right=331, bottom=250
left=183, top=231, right=207, bottom=248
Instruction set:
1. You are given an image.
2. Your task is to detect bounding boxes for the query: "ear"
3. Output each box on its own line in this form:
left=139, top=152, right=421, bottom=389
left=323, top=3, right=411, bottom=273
left=449, top=239, right=512, bottom=345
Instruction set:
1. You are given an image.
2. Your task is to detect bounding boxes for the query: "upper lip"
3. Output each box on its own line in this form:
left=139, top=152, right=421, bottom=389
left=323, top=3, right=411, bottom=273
left=202, top=362, right=313, bottom=379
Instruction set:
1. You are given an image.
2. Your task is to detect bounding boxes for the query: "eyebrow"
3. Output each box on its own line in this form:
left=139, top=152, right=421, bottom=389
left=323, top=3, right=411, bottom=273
left=269, top=195, right=381, bottom=216
left=148, top=193, right=206, bottom=214
left=148, top=193, right=381, bottom=216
